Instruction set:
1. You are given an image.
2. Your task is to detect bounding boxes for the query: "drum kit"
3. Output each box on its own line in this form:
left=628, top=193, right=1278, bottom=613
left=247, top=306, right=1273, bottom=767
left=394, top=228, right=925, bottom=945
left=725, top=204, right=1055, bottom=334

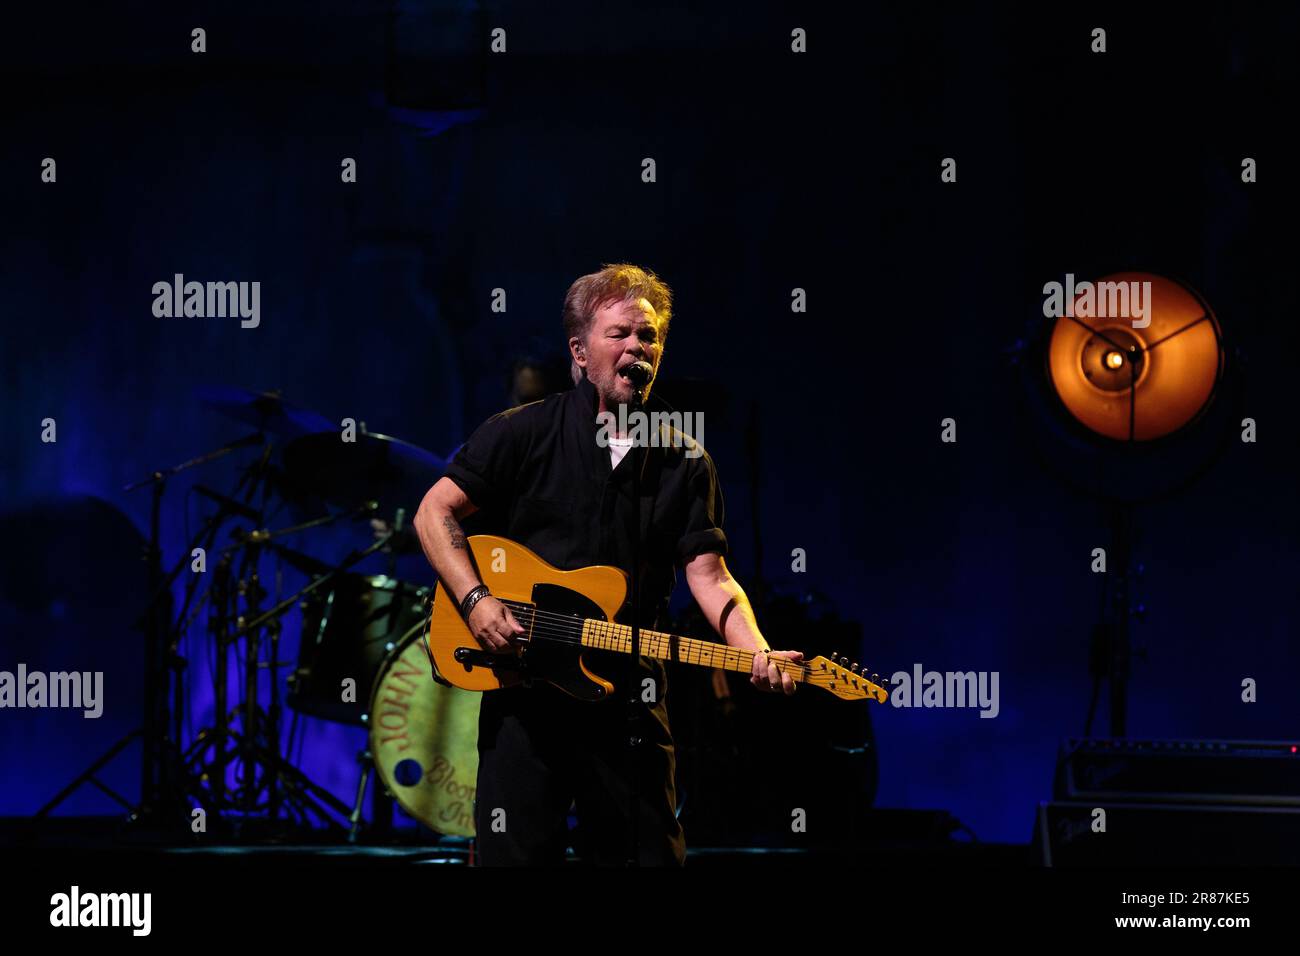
left=93, top=387, right=480, bottom=842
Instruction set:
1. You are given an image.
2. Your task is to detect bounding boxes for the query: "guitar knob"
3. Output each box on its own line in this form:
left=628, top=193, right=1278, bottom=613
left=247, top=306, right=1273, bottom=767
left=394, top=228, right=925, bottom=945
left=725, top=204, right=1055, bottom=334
left=851, top=663, right=859, bottom=673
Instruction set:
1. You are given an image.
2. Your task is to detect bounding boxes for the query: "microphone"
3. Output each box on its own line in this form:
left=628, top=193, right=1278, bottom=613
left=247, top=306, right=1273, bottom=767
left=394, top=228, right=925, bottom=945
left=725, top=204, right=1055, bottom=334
left=622, top=361, right=654, bottom=387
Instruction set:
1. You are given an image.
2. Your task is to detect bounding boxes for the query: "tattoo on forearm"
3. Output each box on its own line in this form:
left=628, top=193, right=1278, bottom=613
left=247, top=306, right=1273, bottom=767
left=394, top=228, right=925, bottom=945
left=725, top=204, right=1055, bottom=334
left=442, top=515, right=467, bottom=550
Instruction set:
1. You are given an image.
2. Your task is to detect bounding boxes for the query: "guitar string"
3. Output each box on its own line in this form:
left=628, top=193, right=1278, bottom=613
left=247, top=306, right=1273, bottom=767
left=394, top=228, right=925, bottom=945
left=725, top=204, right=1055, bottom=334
left=497, top=599, right=810, bottom=676
left=444, top=601, right=885, bottom=698
left=499, top=601, right=888, bottom=690
left=434, top=588, right=885, bottom=692
left=451, top=598, right=886, bottom=691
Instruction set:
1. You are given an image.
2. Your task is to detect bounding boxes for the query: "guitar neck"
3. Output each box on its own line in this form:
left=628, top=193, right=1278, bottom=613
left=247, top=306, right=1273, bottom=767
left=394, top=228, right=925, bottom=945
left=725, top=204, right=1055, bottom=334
left=579, top=619, right=807, bottom=682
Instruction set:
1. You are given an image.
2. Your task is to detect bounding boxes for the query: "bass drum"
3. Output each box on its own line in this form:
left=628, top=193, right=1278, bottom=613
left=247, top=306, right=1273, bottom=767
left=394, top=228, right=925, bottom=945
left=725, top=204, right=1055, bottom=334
left=368, top=629, right=482, bottom=838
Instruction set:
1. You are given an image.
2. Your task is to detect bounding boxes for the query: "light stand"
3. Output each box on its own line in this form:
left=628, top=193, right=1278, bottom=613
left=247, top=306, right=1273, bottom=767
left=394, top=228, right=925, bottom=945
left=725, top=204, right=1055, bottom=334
left=1016, top=271, right=1232, bottom=738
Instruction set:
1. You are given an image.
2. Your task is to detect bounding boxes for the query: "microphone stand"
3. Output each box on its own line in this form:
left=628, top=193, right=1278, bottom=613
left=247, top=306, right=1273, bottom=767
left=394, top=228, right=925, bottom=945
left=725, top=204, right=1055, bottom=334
left=625, top=376, right=647, bottom=867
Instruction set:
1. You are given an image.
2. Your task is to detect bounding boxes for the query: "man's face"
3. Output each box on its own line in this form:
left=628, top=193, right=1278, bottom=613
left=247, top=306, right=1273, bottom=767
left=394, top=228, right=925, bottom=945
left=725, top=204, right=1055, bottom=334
left=572, top=297, right=665, bottom=410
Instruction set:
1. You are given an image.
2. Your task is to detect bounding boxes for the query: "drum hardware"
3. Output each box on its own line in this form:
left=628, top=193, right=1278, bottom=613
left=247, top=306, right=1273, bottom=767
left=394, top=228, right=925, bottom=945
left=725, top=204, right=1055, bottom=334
left=343, top=613, right=431, bottom=842
left=180, top=457, right=391, bottom=829
left=35, top=385, right=474, bottom=843
left=194, top=424, right=444, bottom=835
left=32, top=430, right=267, bottom=828
left=217, top=502, right=379, bottom=560
left=347, top=747, right=376, bottom=844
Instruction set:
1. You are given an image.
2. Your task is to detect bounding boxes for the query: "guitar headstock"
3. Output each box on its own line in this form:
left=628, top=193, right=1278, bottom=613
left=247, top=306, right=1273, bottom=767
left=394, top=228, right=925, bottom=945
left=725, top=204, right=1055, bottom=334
left=804, top=653, right=890, bottom=703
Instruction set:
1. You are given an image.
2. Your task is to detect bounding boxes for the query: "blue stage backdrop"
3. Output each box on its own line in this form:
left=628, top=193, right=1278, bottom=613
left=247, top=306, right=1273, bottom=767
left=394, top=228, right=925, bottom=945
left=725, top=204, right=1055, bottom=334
left=1, top=3, right=1297, bottom=844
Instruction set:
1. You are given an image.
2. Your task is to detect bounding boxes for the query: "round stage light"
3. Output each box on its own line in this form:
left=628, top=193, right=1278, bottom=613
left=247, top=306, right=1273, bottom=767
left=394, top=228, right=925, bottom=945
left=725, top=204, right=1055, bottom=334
left=1047, top=272, right=1223, bottom=442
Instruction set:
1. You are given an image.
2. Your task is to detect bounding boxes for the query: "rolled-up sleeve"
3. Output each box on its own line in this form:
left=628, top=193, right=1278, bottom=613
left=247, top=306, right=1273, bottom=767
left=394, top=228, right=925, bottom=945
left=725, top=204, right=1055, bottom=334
left=675, top=450, right=728, bottom=565
left=442, top=410, right=524, bottom=513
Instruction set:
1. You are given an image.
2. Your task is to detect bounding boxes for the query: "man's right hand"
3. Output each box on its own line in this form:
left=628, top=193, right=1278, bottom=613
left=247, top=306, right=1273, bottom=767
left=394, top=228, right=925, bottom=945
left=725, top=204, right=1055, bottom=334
left=468, top=595, right=526, bottom=654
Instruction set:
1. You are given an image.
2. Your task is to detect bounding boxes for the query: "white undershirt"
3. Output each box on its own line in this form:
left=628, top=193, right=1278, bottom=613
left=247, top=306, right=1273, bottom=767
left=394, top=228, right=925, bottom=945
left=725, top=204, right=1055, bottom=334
left=608, top=436, right=634, bottom=470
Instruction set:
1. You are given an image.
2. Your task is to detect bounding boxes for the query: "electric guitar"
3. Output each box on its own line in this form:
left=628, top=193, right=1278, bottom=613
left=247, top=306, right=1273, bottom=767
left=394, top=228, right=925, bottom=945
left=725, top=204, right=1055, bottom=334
left=424, top=535, right=889, bottom=703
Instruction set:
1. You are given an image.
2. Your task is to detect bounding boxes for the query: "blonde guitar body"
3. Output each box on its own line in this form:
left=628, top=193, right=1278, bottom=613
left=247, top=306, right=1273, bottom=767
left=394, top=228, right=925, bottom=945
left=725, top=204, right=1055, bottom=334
left=426, top=535, right=627, bottom=700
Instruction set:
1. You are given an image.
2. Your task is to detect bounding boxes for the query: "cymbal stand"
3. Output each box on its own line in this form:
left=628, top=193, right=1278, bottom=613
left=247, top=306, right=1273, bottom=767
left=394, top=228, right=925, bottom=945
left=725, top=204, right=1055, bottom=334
left=185, top=516, right=396, bottom=832
left=29, top=432, right=264, bottom=832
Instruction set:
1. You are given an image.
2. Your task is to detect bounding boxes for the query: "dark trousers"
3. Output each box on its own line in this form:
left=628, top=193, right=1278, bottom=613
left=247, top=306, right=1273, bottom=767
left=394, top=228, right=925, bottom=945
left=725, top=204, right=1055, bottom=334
left=473, top=682, right=686, bottom=866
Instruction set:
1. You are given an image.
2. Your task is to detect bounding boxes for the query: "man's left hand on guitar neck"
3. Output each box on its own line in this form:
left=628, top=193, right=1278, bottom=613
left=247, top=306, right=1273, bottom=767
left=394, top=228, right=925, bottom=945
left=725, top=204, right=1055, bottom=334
left=683, top=551, right=804, bottom=695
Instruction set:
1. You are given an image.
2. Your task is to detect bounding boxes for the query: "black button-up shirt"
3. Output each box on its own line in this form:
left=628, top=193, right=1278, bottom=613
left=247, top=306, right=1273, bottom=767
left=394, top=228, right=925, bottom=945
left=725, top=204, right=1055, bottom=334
left=443, top=375, right=728, bottom=634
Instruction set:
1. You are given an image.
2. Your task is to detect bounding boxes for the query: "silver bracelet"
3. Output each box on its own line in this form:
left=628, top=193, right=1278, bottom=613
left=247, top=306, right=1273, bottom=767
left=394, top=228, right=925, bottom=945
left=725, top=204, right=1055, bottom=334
left=460, top=584, right=491, bottom=620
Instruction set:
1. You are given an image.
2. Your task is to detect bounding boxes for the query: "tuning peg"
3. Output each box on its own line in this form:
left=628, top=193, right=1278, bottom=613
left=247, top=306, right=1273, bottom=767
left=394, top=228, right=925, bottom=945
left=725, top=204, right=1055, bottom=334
left=851, top=662, right=859, bottom=673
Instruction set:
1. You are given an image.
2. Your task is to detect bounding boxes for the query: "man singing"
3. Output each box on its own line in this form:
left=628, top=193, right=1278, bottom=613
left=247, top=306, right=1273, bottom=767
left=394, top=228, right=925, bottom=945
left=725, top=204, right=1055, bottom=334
left=413, top=263, right=800, bottom=865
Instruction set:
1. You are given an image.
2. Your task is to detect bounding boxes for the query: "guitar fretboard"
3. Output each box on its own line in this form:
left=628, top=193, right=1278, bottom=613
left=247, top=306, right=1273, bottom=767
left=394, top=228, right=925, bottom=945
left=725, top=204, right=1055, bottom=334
left=579, top=619, right=810, bottom=681
left=495, top=596, right=886, bottom=701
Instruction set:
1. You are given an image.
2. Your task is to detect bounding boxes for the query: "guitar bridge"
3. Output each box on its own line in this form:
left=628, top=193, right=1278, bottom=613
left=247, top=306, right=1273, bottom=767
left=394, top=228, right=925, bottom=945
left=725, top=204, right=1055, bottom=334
left=454, top=646, right=524, bottom=672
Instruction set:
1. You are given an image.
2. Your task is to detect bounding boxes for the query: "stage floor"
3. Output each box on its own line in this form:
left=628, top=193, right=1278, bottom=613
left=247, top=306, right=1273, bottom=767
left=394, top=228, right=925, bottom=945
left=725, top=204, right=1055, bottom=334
left=3, top=815, right=1032, bottom=866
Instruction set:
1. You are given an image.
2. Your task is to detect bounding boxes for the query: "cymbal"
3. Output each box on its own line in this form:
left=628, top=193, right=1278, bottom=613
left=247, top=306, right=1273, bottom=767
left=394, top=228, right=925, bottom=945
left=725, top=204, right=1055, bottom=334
left=263, top=540, right=339, bottom=578
left=281, top=430, right=447, bottom=517
left=196, top=386, right=334, bottom=439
